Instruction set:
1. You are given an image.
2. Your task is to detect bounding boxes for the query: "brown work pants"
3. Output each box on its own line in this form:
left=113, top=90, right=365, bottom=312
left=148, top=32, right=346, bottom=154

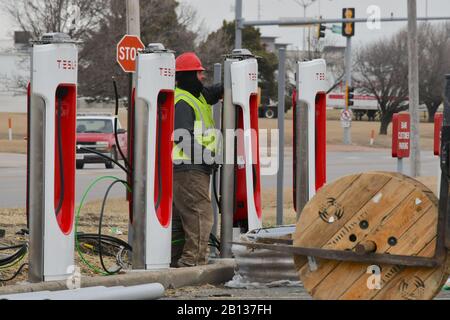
left=172, top=170, right=214, bottom=267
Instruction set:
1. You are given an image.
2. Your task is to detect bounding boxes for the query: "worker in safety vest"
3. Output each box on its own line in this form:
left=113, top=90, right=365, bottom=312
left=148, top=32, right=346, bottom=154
left=172, top=52, right=223, bottom=268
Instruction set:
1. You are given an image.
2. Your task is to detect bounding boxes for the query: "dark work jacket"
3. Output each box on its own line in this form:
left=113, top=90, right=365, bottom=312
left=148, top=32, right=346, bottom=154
left=173, top=84, right=223, bottom=175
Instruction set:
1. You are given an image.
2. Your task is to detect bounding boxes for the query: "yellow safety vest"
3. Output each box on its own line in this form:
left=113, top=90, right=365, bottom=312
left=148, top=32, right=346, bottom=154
left=173, top=88, right=217, bottom=161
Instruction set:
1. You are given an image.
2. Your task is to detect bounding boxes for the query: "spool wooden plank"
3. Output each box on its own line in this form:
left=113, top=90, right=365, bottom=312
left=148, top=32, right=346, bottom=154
left=297, top=176, right=418, bottom=290
left=293, top=172, right=448, bottom=300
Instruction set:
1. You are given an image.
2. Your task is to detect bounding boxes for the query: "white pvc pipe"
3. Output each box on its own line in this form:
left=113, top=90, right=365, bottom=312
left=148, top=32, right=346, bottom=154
left=0, top=283, right=165, bottom=300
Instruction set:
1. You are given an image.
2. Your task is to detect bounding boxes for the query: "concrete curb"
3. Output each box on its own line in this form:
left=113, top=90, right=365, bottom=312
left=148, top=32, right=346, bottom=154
left=0, top=259, right=236, bottom=295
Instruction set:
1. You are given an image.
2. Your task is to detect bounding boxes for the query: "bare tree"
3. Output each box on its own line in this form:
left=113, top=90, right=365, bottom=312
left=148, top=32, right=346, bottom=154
left=140, top=0, right=197, bottom=54
left=2, top=0, right=110, bottom=40
left=285, top=37, right=345, bottom=94
left=79, top=0, right=199, bottom=99
left=197, top=28, right=233, bottom=84
left=418, top=23, right=450, bottom=122
left=1, top=0, right=110, bottom=93
left=354, top=31, right=409, bottom=135
left=355, top=23, right=450, bottom=133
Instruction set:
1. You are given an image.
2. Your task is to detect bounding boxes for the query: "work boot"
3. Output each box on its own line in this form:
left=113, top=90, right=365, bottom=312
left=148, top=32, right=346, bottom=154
left=176, top=260, right=196, bottom=268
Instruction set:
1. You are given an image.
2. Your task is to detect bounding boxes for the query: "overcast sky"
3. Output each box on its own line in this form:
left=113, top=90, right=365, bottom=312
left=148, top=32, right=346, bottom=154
left=0, top=0, right=448, bottom=50
left=180, top=0, right=450, bottom=49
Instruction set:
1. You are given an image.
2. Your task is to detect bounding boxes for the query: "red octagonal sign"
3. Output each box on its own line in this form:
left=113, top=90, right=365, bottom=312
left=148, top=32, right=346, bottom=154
left=117, top=35, right=145, bottom=73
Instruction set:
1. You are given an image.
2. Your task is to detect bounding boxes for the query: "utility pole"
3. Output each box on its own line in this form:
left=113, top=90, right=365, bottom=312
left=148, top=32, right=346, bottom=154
left=126, top=0, right=140, bottom=249
left=408, top=0, right=421, bottom=177
left=126, top=0, right=140, bottom=141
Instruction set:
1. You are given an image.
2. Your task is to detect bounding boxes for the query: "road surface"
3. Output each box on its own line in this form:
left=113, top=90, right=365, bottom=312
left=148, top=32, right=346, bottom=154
left=0, top=149, right=440, bottom=208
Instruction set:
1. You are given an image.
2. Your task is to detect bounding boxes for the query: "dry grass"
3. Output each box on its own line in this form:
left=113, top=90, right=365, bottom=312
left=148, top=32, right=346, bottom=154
left=0, top=198, right=130, bottom=286
left=261, top=108, right=435, bottom=150
left=0, top=140, right=27, bottom=154
left=0, top=175, right=439, bottom=285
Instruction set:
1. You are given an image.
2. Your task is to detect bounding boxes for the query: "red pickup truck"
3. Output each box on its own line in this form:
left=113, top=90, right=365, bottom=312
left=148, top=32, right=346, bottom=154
left=76, top=115, right=127, bottom=169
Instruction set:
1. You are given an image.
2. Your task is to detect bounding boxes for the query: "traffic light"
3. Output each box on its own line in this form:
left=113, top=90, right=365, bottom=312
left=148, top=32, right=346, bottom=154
left=342, top=8, right=355, bottom=37
left=317, top=23, right=326, bottom=39
left=346, top=85, right=354, bottom=108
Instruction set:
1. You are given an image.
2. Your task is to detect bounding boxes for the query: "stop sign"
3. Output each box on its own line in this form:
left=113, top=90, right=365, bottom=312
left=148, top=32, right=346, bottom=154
left=116, top=35, right=145, bottom=73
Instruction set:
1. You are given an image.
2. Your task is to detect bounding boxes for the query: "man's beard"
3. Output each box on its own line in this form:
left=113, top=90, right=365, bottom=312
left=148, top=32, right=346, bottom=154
left=176, top=71, right=204, bottom=98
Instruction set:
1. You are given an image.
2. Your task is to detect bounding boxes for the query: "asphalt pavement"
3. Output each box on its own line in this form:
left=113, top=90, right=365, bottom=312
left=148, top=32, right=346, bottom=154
left=0, top=149, right=440, bottom=208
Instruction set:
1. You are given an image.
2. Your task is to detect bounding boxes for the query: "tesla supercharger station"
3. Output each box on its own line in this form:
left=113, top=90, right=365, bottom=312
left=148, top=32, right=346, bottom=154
left=27, top=33, right=78, bottom=282
left=221, top=49, right=262, bottom=232
left=131, top=44, right=175, bottom=270
left=293, top=59, right=327, bottom=214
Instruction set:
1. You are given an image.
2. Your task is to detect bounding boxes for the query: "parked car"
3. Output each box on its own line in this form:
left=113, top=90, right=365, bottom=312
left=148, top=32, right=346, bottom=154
left=76, top=114, right=127, bottom=169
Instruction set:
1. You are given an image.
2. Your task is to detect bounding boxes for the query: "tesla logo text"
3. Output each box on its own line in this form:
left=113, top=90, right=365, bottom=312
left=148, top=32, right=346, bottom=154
left=249, top=73, right=257, bottom=81
left=57, top=60, right=77, bottom=70
left=160, top=67, right=175, bottom=77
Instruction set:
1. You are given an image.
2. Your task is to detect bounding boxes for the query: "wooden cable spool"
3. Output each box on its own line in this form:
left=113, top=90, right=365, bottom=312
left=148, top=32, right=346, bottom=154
left=293, top=172, right=450, bottom=300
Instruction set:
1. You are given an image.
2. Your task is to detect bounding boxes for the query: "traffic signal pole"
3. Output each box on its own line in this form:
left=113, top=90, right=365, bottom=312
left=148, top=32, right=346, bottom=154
left=344, top=36, right=352, bottom=145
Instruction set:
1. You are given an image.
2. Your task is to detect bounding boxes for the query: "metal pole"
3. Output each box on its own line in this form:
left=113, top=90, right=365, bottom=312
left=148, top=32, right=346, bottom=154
left=243, top=16, right=450, bottom=27
left=126, top=0, right=140, bottom=255
left=296, top=62, right=309, bottom=219
left=220, top=59, right=236, bottom=258
left=303, top=5, right=306, bottom=51
left=343, top=36, right=352, bottom=145
left=397, top=158, right=403, bottom=174
left=211, top=63, right=222, bottom=257
left=408, top=0, right=421, bottom=177
left=441, top=74, right=450, bottom=248
left=235, top=0, right=243, bottom=49
left=258, top=0, right=261, bottom=20
left=276, top=47, right=286, bottom=226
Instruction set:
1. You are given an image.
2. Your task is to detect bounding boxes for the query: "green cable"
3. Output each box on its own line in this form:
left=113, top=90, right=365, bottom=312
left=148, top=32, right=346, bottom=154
left=76, top=176, right=207, bottom=275
left=75, top=176, right=131, bottom=276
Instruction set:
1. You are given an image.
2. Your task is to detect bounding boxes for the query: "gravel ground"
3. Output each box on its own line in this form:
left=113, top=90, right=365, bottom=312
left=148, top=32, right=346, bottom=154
left=164, top=283, right=450, bottom=300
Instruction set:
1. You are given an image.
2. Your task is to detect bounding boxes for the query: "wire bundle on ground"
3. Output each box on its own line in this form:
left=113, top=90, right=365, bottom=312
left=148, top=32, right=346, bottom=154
left=0, top=243, right=28, bottom=282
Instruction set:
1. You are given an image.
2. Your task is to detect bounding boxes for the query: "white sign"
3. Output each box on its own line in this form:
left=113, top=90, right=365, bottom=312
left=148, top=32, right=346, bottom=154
left=341, top=120, right=351, bottom=128
left=340, top=110, right=353, bottom=122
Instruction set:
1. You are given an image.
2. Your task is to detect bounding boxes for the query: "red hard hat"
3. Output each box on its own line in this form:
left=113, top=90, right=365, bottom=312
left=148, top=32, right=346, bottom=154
left=176, top=52, right=205, bottom=72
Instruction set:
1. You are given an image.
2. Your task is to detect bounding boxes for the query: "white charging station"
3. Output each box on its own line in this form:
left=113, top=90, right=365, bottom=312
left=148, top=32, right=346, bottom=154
left=231, top=53, right=262, bottom=231
left=132, top=44, right=175, bottom=270
left=295, top=59, right=327, bottom=202
left=28, top=33, right=78, bottom=282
